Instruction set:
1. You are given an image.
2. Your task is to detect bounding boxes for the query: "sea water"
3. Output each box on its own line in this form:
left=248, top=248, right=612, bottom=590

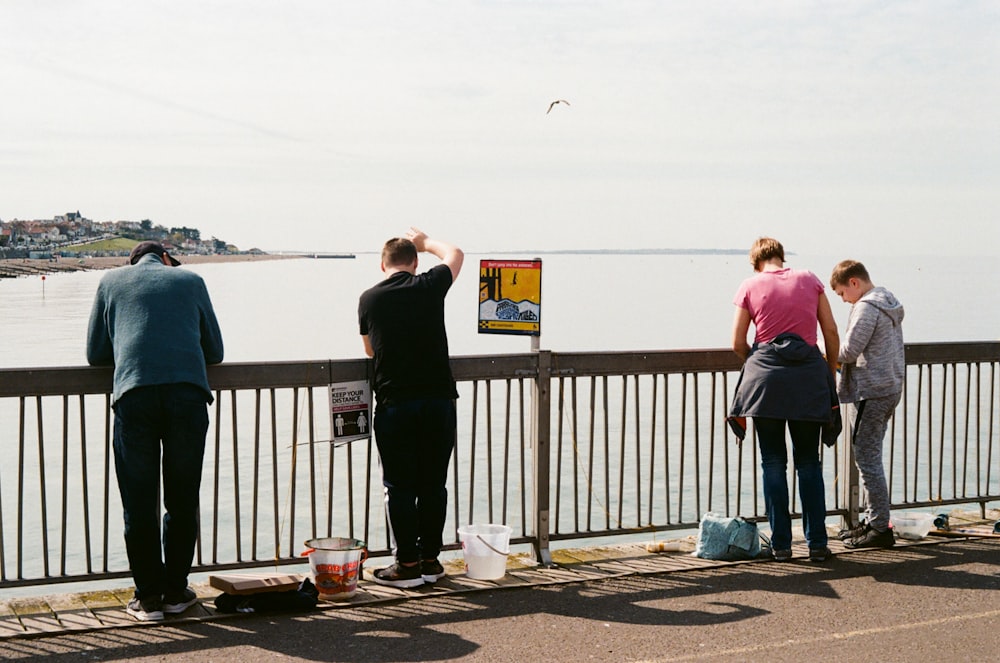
left=1, top=252, right=997, bottom=596
left=2, top=252, right=996, bottom=368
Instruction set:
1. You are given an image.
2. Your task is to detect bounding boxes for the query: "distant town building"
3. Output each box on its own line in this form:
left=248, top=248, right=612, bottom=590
left=0, top=212, right=234, bottom=254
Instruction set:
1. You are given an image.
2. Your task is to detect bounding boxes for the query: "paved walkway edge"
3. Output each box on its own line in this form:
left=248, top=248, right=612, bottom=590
left=0, top=533, right=973, bottom=643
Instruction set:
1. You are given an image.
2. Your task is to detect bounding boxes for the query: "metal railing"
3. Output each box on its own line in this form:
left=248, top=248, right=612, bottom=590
left=1, top=342, right=998, bottom=589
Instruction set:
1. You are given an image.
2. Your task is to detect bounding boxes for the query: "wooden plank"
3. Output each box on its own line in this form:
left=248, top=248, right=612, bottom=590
left=574, top=559, right=645, bottom=575
left=928, top=527, right=1000, bottom=539
left=80, top=590, right=133, bottom=628
left=427, top=575, right=502, bottom=592
left=0, top=600, right=26, bottom=639
left=554, top=545, right=644, bottom=564
left=47, top=593, right=103, bottom=632
left=319, top=586, right=380, bottom=607
left=517, top=566, right=596, bottom=584
left=356, top=580, right=424, bottom=601
left=493, top=568, right=559, bottom=587
left=9, top=599, right=61, bottom=634
left=548, top=562, right=621, bottom=580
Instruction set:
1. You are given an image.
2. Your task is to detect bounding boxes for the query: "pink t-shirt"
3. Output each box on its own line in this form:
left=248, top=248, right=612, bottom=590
left=733, top=268, right=823, bottom=345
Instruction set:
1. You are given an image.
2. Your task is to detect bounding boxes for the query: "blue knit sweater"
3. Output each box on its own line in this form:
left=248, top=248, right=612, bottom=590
left=86, top=255, right=224, bottom=404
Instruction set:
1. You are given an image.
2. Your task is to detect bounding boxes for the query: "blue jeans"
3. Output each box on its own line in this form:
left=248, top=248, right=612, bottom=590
left=754, top=418, right=828, bottom=551
left=113, top=383, right=210, bottom=600
left=373, top=398, right=456, bottom=564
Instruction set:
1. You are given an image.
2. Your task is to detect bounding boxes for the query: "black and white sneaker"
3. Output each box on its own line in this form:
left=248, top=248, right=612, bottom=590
left=844, top=524, right=895, bottom=549
left=837, top=520, right=868, bottom=541
left=372, top=562, right=425, bottom=588
left=163, top=587, right=199, bottom=614
left=421, top=559, right=447, bottom=583
left=809, top=546, right=832, bottom=562
left=126, top=596, right=165, bottom=622
left=771, top=548, right=793, bottom=562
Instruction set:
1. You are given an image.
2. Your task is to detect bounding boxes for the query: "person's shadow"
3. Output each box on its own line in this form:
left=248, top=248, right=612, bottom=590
left=19, top=539, right=999, bottom=663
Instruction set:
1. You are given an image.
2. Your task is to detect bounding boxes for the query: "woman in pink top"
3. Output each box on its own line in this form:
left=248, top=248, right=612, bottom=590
left=730, top=237, right=840, bottom=563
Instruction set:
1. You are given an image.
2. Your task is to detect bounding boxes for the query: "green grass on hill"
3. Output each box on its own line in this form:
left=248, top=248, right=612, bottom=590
left=62, top=238, right=138, bottom=253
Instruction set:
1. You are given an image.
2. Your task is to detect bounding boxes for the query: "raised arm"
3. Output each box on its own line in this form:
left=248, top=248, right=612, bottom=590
left=406, top=227, right=463, bottom=283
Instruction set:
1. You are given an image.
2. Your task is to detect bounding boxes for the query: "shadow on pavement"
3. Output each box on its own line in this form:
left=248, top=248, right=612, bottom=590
left=3, top=539, right=996, bottom=662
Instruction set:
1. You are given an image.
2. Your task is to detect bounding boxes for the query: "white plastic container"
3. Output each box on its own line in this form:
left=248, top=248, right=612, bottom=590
left=458, top=524, right=511, bottom=580
left=892, top=513, right=935, bottom=540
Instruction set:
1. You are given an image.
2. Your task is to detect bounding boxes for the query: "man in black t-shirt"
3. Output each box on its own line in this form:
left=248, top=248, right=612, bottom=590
left=358, top=228, right=463, bottom=588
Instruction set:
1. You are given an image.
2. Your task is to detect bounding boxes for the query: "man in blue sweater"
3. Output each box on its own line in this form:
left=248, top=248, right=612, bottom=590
left=87, top=241, right=224, bottom=621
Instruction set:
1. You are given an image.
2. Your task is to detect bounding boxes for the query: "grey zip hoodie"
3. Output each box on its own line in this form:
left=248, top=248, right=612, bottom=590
left=836, top=286, right=905, bottom=403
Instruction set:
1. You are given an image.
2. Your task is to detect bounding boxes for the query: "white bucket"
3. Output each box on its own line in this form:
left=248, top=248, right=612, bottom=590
left=302, top=537, right=367, bottom=600
left=458, top=524, right=511, bottom=580
left=891, top=512, right=935, bottom=540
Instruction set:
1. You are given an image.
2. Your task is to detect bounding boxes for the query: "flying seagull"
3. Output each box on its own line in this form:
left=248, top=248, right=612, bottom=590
left=546, top=99, right=570, bottom=114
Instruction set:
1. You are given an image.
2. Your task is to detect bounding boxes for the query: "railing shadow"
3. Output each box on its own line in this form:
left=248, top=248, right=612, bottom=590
left=7, top=539, right=999, bottom=662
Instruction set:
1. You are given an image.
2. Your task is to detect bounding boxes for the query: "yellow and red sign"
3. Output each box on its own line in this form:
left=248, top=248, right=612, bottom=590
left=478, top=259, right=542, bottom=336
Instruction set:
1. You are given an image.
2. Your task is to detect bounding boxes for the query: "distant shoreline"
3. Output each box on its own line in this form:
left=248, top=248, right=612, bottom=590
left=0, top=252, right=304, bottom=279
left=488, top=248, right=748, bottom=255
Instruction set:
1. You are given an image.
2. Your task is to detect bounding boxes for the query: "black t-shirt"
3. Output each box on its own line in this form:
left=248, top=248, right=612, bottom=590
left=358, top=264, right=458, bottom=404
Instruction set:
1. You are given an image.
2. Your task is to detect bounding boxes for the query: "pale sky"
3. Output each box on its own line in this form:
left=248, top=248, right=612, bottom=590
left=2, top=1, right=998, bottom=256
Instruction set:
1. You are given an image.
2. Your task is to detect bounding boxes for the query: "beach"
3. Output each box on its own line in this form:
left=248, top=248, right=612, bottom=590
left=0, top=252, right=304, bottom=278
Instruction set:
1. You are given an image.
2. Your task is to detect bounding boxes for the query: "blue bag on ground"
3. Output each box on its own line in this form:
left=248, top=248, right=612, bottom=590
left=694, top=512, right=762, bottom=561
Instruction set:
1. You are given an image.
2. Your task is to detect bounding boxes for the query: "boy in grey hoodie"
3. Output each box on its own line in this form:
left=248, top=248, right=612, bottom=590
left=830, top=260, right=905, bottom=549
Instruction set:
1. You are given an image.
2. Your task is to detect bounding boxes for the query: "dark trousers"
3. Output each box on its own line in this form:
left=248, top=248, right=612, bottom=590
left=113, top=384, right=209, bottom=600
left=754, top=418, right=828, bottom=551
left=373, top=398, right=456, bottom=564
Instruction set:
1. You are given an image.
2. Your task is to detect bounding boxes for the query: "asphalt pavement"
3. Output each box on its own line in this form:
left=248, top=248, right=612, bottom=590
left=2, top=537, right=998, bottom=662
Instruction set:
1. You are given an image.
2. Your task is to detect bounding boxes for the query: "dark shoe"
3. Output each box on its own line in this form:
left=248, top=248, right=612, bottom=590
left=837, top=522, right=868, bottom=541
left=421, top=559, right=446, bottom=583
left=163, top=587, right=199, bottom=614
left=373, top=562, right=425, bottom=588
left=771, top=548, right=792, bottom=562
left=809, top=546, right=832, bottom=562
left=844, top=524, right=895, bottom=549
left=126, top=596, right=164, bottom=622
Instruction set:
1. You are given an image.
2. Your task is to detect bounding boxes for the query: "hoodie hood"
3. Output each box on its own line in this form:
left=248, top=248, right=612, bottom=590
left=859, top=286, right=904, bottom=326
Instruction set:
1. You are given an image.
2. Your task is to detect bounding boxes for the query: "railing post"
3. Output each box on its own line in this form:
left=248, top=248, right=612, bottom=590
left=531, top=349, right=553, bottom=565
left=841, top=407, right=861, bottom=527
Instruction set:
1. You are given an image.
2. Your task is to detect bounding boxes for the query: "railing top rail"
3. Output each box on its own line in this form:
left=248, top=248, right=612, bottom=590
left=0, top=360, right=369, bottom=397
left=2, top=341, right=998, bottom=397
left=903, top=341, right=1000, bottom=364
left=544, top=349, right=742, bottom=376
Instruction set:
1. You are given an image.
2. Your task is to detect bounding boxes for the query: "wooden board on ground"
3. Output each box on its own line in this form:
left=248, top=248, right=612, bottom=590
left=209, top=573, right=304, bottom=595
left=0, top=601, right=26, bottom=638
left=8, top=599, right=62, bottom=634
left=928, top=526, right=1000, bottom=539
left=46, top=593, right=105, bottom=632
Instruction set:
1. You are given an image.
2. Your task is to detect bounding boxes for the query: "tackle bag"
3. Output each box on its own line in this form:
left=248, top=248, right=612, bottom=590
left=694, top=512, right=766, bottom=561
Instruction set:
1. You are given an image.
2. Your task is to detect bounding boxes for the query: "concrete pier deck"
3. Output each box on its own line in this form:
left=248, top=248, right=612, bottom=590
left=2, top=532, right=999, bottom=661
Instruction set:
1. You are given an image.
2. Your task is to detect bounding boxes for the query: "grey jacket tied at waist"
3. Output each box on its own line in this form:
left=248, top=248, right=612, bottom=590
left=730, top=333, right=840, bottom=437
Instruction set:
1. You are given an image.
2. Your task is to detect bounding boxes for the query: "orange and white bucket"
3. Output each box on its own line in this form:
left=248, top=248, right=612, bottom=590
left=302, top=537, right=367, bottom=600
